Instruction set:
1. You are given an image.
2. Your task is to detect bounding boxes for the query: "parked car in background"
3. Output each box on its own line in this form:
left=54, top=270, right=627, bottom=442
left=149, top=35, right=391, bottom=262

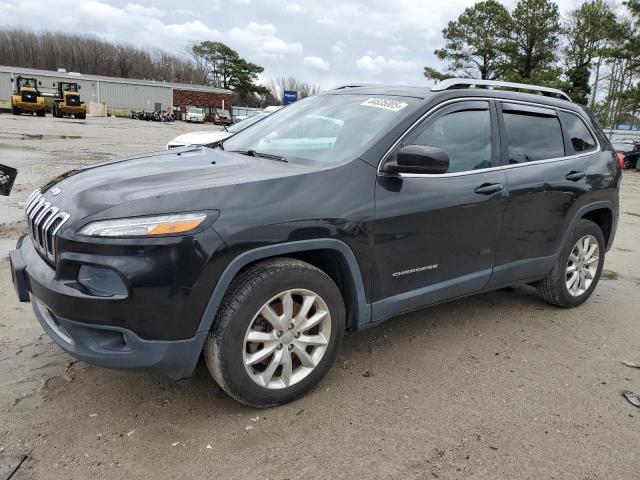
left=166, top=113, right=268, bottom=149
left=234, top=106, right=283, bottom=123
left=263, top=105, right=284, bottom=114
left=213, top=109, right=232, bottom=125
left=185, top=107, right=205, bottom=123
left=612, top=139, right=640, bottom=169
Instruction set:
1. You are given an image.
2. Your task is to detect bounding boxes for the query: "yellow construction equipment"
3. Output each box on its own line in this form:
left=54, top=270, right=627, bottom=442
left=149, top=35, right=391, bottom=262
left=52, top=81, right=86, bottom=119
left=11, top=76, right=46, bottom=116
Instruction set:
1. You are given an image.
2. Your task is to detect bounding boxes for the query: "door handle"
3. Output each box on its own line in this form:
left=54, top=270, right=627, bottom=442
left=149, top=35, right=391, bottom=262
left=474, top=183, right=503, bottom=195
left=565, top=171, right=586, bottom=181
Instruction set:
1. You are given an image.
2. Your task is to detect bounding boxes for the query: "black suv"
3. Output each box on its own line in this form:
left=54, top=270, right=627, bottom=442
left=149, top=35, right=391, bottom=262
left=10, top=79, right=620, bottom=407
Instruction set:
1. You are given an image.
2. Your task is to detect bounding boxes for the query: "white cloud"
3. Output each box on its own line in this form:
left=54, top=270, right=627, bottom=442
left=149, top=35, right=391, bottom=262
left=227, top=22, right=302, bottom=60
left=356, top=55, right=420, bottom=75
left=165, top=21, right=220, bottom=40
left=0, top=0, right=221, bottom=47
left=331, top=41, right=345, bottom=54
left=284, top=3, right=306, bottom=14
left=304, top=56, right=330, bottom=70
left=274, top=0, right=472, bottom=38
left=390, top=44, right=409, bottom=54
left=125, top=3, right=164, bottom=18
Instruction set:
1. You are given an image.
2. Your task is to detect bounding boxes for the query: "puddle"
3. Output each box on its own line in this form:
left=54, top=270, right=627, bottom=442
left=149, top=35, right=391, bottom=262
left=0, top=132, right=82, bottom=141
left=17, top=134, right=82, bottom=140
left=601, top=269, right=619, bottom=280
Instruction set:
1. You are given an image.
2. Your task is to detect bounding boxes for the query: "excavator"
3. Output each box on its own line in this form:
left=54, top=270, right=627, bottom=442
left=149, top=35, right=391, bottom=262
left=11, top=76, right=46, bottom=116
left=51, top=81, right=86, bottom=119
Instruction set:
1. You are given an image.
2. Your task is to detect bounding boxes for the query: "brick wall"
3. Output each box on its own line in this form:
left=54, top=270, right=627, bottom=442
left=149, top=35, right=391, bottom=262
left=172, top=89, right=232, bottom=121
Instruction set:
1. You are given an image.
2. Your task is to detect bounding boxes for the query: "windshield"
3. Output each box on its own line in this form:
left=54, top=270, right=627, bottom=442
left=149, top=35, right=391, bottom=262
left=188, top=108, right=203, bottom=114
left=18, top=78, right=37, bottom=88
left=227, top=114, right=267, bottom=133
left=223, top=94, right=418, bottom=163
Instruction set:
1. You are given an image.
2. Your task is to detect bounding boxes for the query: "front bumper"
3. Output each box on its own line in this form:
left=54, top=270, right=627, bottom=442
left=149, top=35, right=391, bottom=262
left=30, top=297, right=207, bottom=379
left=9, top=235, right=220, bottom=379
left=60, top=105, right=85, bottom=114
left=15, top=101, right=44, bottom=111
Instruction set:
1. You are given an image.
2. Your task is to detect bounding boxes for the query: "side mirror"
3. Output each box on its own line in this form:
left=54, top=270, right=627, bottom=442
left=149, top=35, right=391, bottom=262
left=382, top=145, right=449, bottom=175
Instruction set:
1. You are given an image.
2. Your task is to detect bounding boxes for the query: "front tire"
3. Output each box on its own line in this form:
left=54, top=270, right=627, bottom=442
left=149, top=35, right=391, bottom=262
left=537, top=219, right=605, bottom=307
left=204, top=258, right=345, bottom=407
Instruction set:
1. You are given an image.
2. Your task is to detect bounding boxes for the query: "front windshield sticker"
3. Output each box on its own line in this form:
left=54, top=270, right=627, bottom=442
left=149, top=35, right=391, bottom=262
left=361, top=98, right=408, bottom=112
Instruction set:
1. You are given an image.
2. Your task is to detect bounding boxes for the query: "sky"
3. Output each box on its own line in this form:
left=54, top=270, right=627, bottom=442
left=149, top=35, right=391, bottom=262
left=0, top=0, right=626, bottom=89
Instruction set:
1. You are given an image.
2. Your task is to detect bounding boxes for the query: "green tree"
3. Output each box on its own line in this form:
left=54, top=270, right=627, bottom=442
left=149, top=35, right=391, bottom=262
left=426, top=0, right=511, bottom=81
left=626, top=0, right=640, bottom=17
left=423, top=67, right=454, bottom=82
left=190, top=41, right=265, bottom=97
left=503, top=0, right=562, bottom=84
left=563, top=0, right=617, bottom=103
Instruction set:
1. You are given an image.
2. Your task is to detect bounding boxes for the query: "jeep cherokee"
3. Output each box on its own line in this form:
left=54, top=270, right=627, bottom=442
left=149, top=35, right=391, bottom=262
left=9, top=79, right=621, bottom=407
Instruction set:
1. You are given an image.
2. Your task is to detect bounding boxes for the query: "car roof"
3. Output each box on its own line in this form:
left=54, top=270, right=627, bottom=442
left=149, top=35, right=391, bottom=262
left=324, top=82, right=579, bottom=110
left=328, top=84, right=599, bottom=123
left=324, top=84, right=431, bottom=99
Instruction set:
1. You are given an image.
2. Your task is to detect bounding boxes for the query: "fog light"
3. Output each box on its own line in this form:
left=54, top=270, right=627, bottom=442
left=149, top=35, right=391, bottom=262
left=77, top=265, right=127, bottom=297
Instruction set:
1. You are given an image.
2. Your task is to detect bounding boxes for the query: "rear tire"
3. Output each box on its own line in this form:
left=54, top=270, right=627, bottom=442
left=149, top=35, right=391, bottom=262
left=36, top=109, right=45, bottom=117
left=537, top=219, right=605, bottom=308
left=12, top=106, right=20, bottom=115
left=204, top=258, right=345, bottom=407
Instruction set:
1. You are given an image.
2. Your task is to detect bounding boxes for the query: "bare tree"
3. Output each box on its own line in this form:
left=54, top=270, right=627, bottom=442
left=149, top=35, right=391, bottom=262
left=267, top=77, right=323, bottom=104
left=0, top=28, right=200, bottom=84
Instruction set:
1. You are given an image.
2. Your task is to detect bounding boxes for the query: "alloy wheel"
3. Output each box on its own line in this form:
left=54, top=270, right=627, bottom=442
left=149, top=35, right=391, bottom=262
left=565, top=234, right=600, bottom=297
left=243, top=289, right=331, bottom=389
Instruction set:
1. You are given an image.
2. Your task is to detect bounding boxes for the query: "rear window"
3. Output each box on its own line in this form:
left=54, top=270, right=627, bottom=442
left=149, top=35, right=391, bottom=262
left=559, top=111, right=597, bottom=153
left=503, top=110, right=565, bottom=163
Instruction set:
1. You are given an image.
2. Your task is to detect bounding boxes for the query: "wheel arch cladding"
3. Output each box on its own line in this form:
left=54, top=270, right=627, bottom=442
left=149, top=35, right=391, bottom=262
left=581, top=208, right=613, bottom=246
left=196, top=239, right=371, bottom=334
left=563, top=201, right=616, bottom=252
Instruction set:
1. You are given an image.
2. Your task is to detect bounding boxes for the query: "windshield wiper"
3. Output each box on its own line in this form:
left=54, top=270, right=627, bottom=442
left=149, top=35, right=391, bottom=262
left=230, top=150, right=288, bottom=162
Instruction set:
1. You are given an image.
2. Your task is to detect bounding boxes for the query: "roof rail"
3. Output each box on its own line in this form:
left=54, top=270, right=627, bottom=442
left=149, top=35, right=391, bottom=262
left=332, top=84, right=375, bottom=90
left=430, top=78, right=572, bottom=102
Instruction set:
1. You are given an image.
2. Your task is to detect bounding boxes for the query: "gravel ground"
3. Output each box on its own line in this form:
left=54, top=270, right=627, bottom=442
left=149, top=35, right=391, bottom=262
left=1, top=113, right=640, bottom=479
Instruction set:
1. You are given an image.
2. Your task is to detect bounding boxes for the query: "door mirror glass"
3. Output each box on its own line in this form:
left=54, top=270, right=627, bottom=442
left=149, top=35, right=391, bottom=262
left=383, top=145, right=449, bottom=174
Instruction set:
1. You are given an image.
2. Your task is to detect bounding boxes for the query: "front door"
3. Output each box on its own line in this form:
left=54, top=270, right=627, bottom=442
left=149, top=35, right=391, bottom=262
left=372, top=99, right=507, bottom=321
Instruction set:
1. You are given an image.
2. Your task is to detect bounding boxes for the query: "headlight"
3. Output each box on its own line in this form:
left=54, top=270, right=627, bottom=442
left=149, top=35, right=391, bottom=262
left=79, top=213, right=207, bottom=237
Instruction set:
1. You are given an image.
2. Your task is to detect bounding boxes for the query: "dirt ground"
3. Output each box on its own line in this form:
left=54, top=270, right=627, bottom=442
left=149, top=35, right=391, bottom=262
left=1, top=113, right=640, bottom=480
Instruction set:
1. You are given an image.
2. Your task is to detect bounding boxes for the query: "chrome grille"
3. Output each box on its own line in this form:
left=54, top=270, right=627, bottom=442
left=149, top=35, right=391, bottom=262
left=24, top=189, right=70, bottom=262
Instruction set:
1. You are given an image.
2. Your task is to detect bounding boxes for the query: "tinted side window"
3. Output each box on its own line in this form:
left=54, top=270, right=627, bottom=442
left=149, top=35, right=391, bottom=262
left=408, top=109, right=492, bottom=173
left=559, top=111, right=597, bottom=153
left=503, top=111, right=565, bottom=163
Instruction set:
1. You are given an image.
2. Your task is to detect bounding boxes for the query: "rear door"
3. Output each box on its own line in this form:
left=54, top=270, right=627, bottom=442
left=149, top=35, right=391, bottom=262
left=489, top=102, right=599, bottom=287
left=372, top=99, right=508, bottom=320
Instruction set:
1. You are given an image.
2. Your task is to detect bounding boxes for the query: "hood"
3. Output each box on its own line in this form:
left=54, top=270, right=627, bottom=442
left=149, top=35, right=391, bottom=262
left=39, top=147, right=317, bottom=225
left=168, top=130, right=231, bottom=146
